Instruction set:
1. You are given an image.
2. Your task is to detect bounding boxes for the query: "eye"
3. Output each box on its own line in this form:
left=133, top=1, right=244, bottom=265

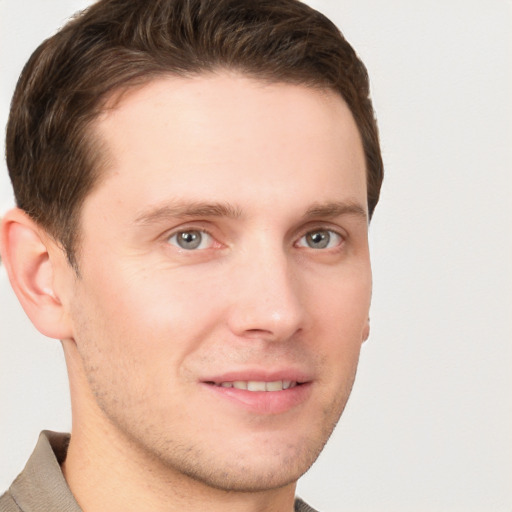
left=296, top=229, right=343, bottom=250
left=167, top=230, right=214, bottom=250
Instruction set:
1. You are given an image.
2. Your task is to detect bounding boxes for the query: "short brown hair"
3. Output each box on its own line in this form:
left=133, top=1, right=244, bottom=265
left=6, top=0, right=383, bottom=268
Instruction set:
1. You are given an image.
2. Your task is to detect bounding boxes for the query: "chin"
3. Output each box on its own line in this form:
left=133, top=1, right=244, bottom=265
left=176, top=449, right=316, bottom=493
left=152, top=427, right=332, bottom=493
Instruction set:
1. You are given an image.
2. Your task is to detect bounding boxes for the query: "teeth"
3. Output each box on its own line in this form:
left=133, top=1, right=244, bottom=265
left=265, top=380, right=284, bottom=391
left=247, top=381, right=266, bottom=391
left=217, top=380, right=298, bottom=391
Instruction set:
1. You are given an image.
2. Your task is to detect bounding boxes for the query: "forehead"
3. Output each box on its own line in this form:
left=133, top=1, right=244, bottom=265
left=85, top=72, right=366, bottom=220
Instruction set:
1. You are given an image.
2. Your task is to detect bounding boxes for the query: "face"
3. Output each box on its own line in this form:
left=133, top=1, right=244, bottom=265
left=63, top=73, right=371, bottom=492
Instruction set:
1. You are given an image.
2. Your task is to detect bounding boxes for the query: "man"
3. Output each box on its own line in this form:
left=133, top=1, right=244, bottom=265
left=0, top=0, right=383, bottom=511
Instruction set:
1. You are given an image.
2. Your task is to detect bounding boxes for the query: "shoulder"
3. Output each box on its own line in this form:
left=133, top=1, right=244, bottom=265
left=0, top=491, right=21, bottom=512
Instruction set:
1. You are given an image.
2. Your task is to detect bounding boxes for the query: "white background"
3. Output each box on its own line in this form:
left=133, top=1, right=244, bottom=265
left=1, top=1, right=511, bottom=511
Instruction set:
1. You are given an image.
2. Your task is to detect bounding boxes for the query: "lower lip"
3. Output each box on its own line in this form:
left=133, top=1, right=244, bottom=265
left=202, top=382, right=313, bottom=415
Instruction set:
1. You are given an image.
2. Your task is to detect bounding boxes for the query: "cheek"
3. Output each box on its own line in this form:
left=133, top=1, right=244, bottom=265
left=307, top=270, right=371, bottom=373
left=311, top=271, right=371, bottom=331
left=72, top=264, right=227, bottom=379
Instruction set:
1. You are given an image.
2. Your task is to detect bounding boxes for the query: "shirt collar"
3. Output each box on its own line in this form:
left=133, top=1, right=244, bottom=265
left=9, top=431, right=81, bottom=512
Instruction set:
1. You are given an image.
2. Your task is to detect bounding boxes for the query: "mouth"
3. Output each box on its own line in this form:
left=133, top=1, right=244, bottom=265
left=202, top=376, right=311, bottom=414
left=205, top=380, right=300, bottom=391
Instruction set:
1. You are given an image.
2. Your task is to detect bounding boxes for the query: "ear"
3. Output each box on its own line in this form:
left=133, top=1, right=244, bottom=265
left=362, top=317, right=370, bottom=343
left=0, top=208, right=74, bottom=340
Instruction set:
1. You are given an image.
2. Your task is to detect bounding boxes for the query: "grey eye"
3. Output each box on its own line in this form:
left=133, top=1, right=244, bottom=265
left=168, top=230, right=213, bottom=250
left=298, top=229, right=342, bottom=249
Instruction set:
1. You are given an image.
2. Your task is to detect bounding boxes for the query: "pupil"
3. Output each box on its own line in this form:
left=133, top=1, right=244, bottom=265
left=308, top=231, right=329, bottom=249
left=179, top=231, right=201, bottom=249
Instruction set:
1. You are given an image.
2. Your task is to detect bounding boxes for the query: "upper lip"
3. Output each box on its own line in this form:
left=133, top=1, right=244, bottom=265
left=201, top=368, right=312, bottom=384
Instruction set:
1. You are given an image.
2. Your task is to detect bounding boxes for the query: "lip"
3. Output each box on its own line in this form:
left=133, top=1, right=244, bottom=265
left=203, top=368, right=312, bottom=384
left=201, top=369, right=313, bottom=415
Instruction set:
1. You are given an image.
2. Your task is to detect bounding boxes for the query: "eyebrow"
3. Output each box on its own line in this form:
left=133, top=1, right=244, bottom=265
left=303, top=201, right=368, bottom=222
left=133, top=199, right=368, bottom=227
left=134, top=201, right=243, bottom=226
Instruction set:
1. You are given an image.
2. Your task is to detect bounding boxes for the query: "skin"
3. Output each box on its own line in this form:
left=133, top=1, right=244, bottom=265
left=1, top=72, right=371, bottom=512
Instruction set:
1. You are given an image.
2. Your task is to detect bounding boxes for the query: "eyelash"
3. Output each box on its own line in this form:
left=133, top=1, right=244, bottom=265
left=295, top=228, right=344, bottom=250
left=166, top=229, right=217, bottom=251
left=165, top=226, right=345, bottom=252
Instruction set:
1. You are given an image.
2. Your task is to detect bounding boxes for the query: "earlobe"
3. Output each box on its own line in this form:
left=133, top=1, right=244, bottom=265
left=0, top=208, right=73, bottom=340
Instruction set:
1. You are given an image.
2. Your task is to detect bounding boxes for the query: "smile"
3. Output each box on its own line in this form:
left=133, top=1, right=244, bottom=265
left=211, top=380, right=298, bottom=391
left=204, top=378, right=311, bottom=414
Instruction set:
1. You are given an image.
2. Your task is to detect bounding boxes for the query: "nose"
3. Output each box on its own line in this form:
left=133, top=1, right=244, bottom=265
left=226, top=243, right=305, bottom=342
